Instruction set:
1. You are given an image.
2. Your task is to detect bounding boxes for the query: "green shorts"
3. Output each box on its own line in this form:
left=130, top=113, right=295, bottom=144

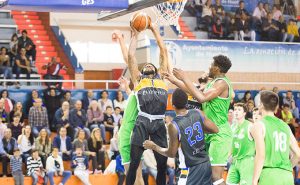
left=205, top=125, right=232, bottom=166
left=259, top=168, right=293, bottom=185
left=226, top=156, right=254, bottom=185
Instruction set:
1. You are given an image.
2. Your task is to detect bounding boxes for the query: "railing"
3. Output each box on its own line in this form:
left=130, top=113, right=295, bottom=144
left=51, top=21, right=83, bottom=73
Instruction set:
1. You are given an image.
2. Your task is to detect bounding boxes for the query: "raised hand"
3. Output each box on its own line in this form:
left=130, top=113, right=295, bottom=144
left=172, top=68, right=186, bottom=81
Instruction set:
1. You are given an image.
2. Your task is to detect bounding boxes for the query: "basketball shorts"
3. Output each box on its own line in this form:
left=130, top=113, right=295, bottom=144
left=205, top=124, right=232, bottom=166
left=226, top=156, right=254, bottom=185
left=259, top=168, right=293, bottom=185
left=130, top=115, right=168, bottom=148
left=187, top=160, right=212, bottom=185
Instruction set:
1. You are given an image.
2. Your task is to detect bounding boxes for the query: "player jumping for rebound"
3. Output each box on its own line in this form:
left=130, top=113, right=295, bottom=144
left=251, top=91, right=300, bottom=185
left=125, top=23, right=171, bottom=185
left=165, top=55, right=233, bottom=185
left=143, top=88, right=219, bottom=184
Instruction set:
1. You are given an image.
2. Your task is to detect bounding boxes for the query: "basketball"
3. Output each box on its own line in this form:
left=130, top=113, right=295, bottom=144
left=130, top=12, right=151, bottom=32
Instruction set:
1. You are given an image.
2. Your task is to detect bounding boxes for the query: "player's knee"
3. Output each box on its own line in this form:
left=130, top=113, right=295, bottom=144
left=212, top=178, right=225, bottom=185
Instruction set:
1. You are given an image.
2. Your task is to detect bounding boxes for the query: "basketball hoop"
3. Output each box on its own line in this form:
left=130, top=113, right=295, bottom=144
left=152, top=0, right=187, bottom=32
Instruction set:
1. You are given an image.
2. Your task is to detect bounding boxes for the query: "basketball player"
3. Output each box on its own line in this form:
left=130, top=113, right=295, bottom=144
left=252, top=107, right=261, bottom=123
left=165, top=55, right=233, bottom=185
left=251, top=91, right=300, bottom=185
left=226, top=103, right=255, bottom=185
left=143, top=88, right=219, bottom=185
left=125, top=23, right=171, bottom=185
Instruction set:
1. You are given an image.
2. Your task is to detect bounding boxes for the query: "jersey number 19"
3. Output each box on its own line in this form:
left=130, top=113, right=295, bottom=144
left=273, top=131, right=287, bottom=152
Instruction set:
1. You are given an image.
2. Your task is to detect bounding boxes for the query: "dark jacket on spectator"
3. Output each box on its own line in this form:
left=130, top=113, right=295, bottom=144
left=82, top=96, right=96, bottom=111
left=9, top=123, right=23, bottom=140
left=54, top=108, right=69, bottom=129
left=235, top=8, right=249, bottom=18
left=9, top=111, right=25, bottom=124
left=53, top=135, right=72, bottom=152
left=2, top=137, right=17, bottom=155
left=87, top=138, right=103, bottom=153
left=236, top=19, right=251, bottom=32
left=69, top=108, right=87, bottom=128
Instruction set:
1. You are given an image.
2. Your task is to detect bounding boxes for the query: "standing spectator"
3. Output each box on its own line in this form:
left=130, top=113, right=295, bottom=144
left=87, top=128, right=106, bottom=173
left=287, top=19, right=300, bottom=42
left=44, top=88, right=64, bottom=132
left=15, top=47, right=31, bottom=86
left=272, top=5, right=282, bottom=21
left=10, top=102, right=25, bottom=124
left=9, top=33, right=18, bottom=63
left=235, top=0, right=249, bottom=19
left=70, top=100, right=90, bottom=138
left=72, top=147, right=92, bottom=185
left=98, top=90, right=113, bottom=112
left=281, top=104, right=297, bottom=135
left=211, top=18, right=224, bottom=39
left=72, top=129, right=97, bottom=172
left=1, top=128, right=18, bottom=177
left=10, top=149, right=24, bottom=185
left=278, top=16, right=294, bottom=42
left=262, top=13, right=280, bottom=41
left=1, top=89, right=15, bottom=115
left=201, top=0, right=213, bottom=31
left=54, top=101, right=74, bottom=140
left=60, top=91, right=76, bottom=109
left=29, top=98, right=50, bottom=137
left=53, top=127, right=72, bottom=161
left=240, top=90, right=252, bottom=103
left=26, top=89, right=41, bottom=115
left=46, top=147, right=72, bottom=185
left=87, top=100, right=105, bottom=141
left=103, top=106, right=115, bottom=138
left=42, top=57, right=67, bottom=89
left=82, top=90, right=96, bottom=111
left=0, top=47, right=14, bottom=87
left=17, top=30, right=36, bottom=62
left=34, top=129, right=52, bottom=168
left=17, top=125, right=34, bottom=163
left=236, top=12, right=256, bottom=41
left=9, top=114, right=23, bottom=140
left=27, top=149, right=48, bottom=185
left=113, top=90, right=127, bottom=114
left=0, top=99, right=9, bottom=124
left=283, top=90, right=299, bottom=119
left=194, top=0, right=204, bottom=31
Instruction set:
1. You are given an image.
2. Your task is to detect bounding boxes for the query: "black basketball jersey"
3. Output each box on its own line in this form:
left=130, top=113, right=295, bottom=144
left=173, top=109, right=209, bottom=167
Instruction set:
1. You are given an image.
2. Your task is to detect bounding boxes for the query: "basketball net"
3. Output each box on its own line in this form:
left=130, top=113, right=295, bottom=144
left=152, top=0, right=187, bottom=32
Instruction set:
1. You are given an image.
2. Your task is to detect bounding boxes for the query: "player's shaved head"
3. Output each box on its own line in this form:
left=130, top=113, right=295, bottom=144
left=172, top=88, right=188, bottom=109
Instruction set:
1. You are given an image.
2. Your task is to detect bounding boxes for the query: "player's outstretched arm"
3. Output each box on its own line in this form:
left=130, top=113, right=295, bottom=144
left=149, top=24, right=169, bottom=74
left=289, top=130, right=300, bottom=167
left=112, top=30, right=128, bottom=64
left=198, top=110, right=219, bottom=133
left=143, top=123, right=179, bottom=158
left=127, top=30, right=141, bottom=86
left=250, top=123, right=265, bottom=185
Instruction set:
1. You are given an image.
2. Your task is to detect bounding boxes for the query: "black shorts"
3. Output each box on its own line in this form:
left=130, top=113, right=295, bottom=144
left=131, top=115, right=167, bottom=148
left=187, top=160, right=212, bottom=185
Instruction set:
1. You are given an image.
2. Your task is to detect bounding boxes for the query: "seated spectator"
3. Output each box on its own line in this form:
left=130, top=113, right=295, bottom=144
left=236, top=12, right=256, bottom=41
left=27, top=149, right=48, bottom=185
left=0, top=114, right=7, bottom=140
left=53, top=127, right=72, bottom=161
left=35, top=129, right=52, bottom=168
left=18, top=30, right=36, bottom=62
left=142, top=149, right=158, bottom=183
left=272, top=5, right=282, bottom=21
left=112, top=107, right=122, bottom=128
left=26, top=89, right=41, bottom=114
left=227, top=17, right=238, bottom=39
left=43, top=57, right=67, bottom=89
left=46, top=147, right=72, bottom=185
left=87, top=100, right=105, bottom=141
left=9, top=114, right=23, bottom=140
left=10, top=102, right=25, bottom=124
left=15, top=47, right=31, bottom=86
left=212, top=0, right=225, bottom=17
left=98, top=90, right=113, bottom=112
left=70, top=100, right=90, bottom=138
left=278, top=16, right=294, bottom=42
left=262, top=13, right=280, bottom=41
left=201, top=0, right=213, bottom=31
left=253, top=2, right=267, bottom=21
left=1, top=89, right=15, bottom=116
left=1, top=128, right=18, bottom=177
left=54, top=101, right=74, bottom=140
left=113, top=90, right=127, bottom=114
left=194, top=0, right=204, bottom=31
left=240, top=90, right=253, bottom=103
left=60, top=91, right=76, bottom=109
left=263, top=2, right=270, bottom=14
left=245, top=100, right=255, bottom=121
left=211, top=18, right=224, bottom=39
left=17, top=125, right=34, bottom=163
left=9, top=148, right=24, bottom=185
left=0, top=47, right=14, bottom=87
left=44, top=88, right=64, bottom=132
left=72, top=129, right=97, bottom=173
left=281, top=104, right=297, bottom=135
left=0, top=99, right=9, bottom=125
left=287, top=19, right=300, bottom=42
left=29, top=98, right=50, bottom=137
left=9, top=33, right=18, bottom=61
left=88, top=128, right=106, bottom=173
left=235, top=0, right=249, bottom=19
left=104, top=106, right=115, bottom=138
left=283, top=90, right=299, bottom=120
left=82, top=90, right=96, bottom=111
left=72, top=147, right=92, bottom=185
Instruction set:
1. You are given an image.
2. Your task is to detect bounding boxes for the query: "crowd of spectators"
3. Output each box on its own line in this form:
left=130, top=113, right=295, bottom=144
left=186, top=0, right=300, bottom=42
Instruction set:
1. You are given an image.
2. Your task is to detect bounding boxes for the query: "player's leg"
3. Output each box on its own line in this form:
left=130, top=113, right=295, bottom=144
left=186, top=161, right=212, bottom=185
left=259, top=168, right=294, bottom=185
left=153, top=150, right=167, bottom=185
left=126, top=145, right=144, bottom=185
left=124, top=163, right=144, bottom=185
left=225, top=161, right=240, bottom=185
left=238, top=157, right=254, bottom=185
